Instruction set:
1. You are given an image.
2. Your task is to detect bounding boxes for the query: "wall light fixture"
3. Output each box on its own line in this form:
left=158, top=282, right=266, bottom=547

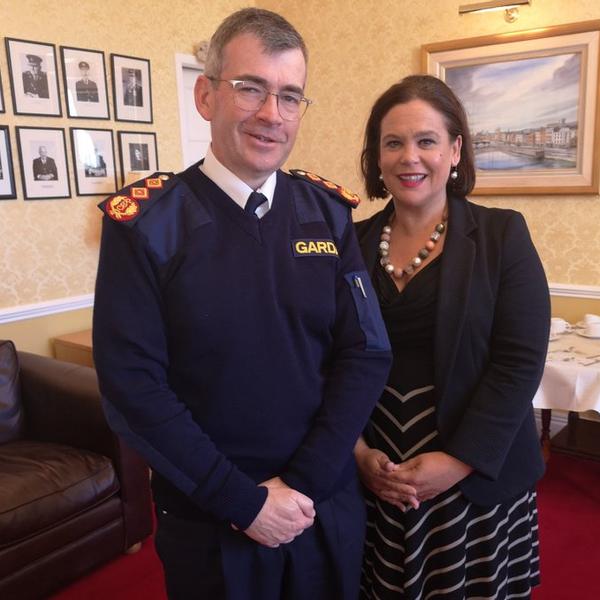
left=458, top=0, right=531, bottom=22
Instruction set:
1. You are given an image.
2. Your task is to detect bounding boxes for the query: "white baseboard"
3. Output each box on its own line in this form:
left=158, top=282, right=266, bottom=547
left=0, top=294, right=94, bottom=324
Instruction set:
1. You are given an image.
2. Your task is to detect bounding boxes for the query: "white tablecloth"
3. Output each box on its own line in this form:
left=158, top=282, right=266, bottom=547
left=533, top=331, right=600, bottom=413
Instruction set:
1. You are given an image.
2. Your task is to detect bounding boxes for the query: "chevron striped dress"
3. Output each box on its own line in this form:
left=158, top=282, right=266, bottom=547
left=360, top=258, right=540, bottom=600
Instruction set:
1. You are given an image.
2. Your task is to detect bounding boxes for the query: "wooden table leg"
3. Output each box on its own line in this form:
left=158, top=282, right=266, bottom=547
left=540, top=408, right=552, bottom=462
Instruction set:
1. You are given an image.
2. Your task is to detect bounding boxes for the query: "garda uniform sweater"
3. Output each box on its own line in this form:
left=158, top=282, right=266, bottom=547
left=93, top=163, right=391, bottom=529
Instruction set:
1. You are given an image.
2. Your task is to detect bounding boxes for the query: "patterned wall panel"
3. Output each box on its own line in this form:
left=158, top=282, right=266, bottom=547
left=265, top=0, right=600, bottom=285
left=0, top=0, right=242, bottom=308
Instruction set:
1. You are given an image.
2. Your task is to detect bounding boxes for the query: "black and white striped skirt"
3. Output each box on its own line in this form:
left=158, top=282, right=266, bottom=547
left=360, top=383, right=540, bottom=599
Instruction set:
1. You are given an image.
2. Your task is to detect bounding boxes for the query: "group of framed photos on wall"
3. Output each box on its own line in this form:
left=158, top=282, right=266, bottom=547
left=0, top=37, right=158, bottom=200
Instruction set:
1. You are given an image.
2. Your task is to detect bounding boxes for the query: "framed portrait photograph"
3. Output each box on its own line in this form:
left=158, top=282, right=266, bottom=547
left=16, top=126, right=70, bottom=200
left=422, top=21, right=600, bottom=195
left=70, top=127, right=117, bottom=196
left=5, top=38, right=61, bottom=117
left=60, top=46, right=110, bottom=119
left=117, top=131, right=158, bottom=185
left=0, top=126, right=17, bottom=200
left=0, top=69, right=5, bottom=113
left=111, top=54, right=153, bottom=123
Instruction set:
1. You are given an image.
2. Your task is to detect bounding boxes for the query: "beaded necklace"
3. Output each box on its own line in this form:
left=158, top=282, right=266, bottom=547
left=378, top=214, right=447, bottom=280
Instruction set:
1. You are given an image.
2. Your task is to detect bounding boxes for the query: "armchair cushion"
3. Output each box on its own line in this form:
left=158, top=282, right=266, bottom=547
left=0, top=340, right=24, bottom=444
left=0, top=440, right=119, bottom=547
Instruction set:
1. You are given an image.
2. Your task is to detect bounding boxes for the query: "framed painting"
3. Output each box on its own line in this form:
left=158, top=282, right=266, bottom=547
left=70, top=127, right=117, bottom=196
left=111, top=54, right=153, bottom=123
left=60, top=46, right=110, bottom=119
left=0, top=126, right=17, bottom=199
left=423, top=20, right=600, bottom=194
left=117, top=131, right=158, bottom=185
left=16, top=126, right=71, bottom=200
left=5, top=38, right=62, bottom=117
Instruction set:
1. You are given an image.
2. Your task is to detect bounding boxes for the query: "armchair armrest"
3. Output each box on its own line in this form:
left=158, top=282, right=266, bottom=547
left=17, top=351, right=117, bottom=460
left=17, top=351, right=153, bottom=548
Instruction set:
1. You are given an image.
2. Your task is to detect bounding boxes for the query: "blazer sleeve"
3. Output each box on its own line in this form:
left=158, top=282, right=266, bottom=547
left=443, top=211, right=550, bottom=480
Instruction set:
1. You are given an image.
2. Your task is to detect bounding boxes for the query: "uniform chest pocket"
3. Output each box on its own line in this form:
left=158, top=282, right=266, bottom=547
left=344, top=271, right=390, bottom=352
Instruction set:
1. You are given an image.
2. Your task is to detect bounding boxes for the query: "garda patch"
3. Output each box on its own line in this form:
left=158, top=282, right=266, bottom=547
left=290, top=169, right=361, bottom=208
left=292, top=239, right=339, bottom=258
left=106, top=195, right=140, bottom=221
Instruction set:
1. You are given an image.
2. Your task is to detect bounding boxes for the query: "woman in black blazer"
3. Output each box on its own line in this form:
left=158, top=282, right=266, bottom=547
left=354, top=75, right=550, bottom=600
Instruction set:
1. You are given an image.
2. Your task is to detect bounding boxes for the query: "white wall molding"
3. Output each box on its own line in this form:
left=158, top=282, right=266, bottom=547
left=549, top=282, right=600, bottom=299
left=0, top=294, right=94, bottom=324
left=0, top=283, right=597, bottom=325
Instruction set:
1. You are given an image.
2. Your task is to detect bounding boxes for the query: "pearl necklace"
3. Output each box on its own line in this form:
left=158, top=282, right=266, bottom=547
left=378, top=217, right=447, bottom=280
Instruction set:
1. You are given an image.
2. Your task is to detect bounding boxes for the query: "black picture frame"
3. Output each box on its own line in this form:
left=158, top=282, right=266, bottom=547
left=16, top=126, right=71, bottom=200
left=60, top=46, right=110, bottom=120
left=117, top=130, right=158, bottom=185
left=111, top=53, right=153, bottom=123
left=5, top=38, right=62, bottom=117
left=0, top=69, right=5, bottom=113
left=0, top=126, right=17, bottom=200
left=70, top=127, right=117, bottom=196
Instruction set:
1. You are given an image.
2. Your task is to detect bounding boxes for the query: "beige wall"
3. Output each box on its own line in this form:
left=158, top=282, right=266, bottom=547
left=266, top=0, right=600, bottom=287
left=0, top=0, right=244, bottom=312
left=2, top=0, right=600, bottom=353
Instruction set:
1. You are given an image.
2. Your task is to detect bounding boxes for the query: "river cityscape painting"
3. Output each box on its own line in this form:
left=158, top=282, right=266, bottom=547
left=445, top=53, right=580, bottom=172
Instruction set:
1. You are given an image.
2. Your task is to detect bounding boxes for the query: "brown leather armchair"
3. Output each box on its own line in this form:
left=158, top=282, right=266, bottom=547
left=0, top=340, right=153, bottom=600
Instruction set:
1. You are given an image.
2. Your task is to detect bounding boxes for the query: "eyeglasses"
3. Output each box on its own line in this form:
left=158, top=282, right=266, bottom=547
left=207, top=77, right=312, bottom=121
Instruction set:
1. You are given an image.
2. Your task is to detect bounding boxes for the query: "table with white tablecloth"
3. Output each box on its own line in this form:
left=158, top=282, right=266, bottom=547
left=533, top=330, right=600, bottom=459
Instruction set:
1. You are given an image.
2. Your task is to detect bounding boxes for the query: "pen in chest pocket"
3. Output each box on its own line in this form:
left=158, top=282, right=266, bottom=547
left=353, top=274, right=367, bottom=298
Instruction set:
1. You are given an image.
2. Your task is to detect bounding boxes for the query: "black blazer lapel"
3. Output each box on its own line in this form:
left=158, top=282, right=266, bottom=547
left=434, top=196, right=477, bottom=401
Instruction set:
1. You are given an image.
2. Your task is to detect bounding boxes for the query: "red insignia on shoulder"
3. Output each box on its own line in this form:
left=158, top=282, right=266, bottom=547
left=290, top=169, right=361, bottom=208
left=106, top=195, right=140, bottom=221
left=131, top=186, right=150, bottom=200
left=146, top=177, right=163, bottom=189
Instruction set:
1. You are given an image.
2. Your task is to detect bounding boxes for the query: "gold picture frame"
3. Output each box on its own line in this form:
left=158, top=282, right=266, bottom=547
left=422, top=20, right=600, bottom=195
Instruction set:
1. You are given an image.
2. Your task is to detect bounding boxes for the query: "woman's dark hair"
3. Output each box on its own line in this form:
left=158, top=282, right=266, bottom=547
left=361, top=74, right=476, bottom=199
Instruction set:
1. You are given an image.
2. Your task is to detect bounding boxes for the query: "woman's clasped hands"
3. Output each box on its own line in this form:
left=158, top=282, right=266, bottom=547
left=356, top=439, right=473, bottom=512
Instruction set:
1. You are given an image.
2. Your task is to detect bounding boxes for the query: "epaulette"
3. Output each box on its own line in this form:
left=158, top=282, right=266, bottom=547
left=290, top=169, right=361, bottom=208
left=99, top=172, right=176, bottom=224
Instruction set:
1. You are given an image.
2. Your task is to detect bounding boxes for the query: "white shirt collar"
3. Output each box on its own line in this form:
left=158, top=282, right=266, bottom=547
left=199, top=146, right=276, bottom=217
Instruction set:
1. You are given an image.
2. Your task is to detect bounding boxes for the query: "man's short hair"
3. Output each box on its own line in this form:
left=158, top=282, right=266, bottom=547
left=204, top=7, right=307, bottom=79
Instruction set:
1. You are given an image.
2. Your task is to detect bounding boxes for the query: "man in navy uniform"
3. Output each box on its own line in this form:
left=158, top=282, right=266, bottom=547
left=22, top=54, right=49, bottom=98
left=75, top=61, right=99, bottom=102
left=93, top=8, right=391, bottom=600
left=123, top=68, right=143, bottom=106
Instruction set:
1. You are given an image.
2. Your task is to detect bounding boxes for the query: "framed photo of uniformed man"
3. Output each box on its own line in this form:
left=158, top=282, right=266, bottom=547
left=5, top=38, right=61, bottom=116
left=117, top=131, right=158, bottom=185
left=60, top=46, right=110, bottom=120
left=70, top=127, right=117, bottom=196
left=111, top=54, right=153, bottom=123
left=16, top=126, right=70, bottom=200
left=0, top=126, right=17, bottom=200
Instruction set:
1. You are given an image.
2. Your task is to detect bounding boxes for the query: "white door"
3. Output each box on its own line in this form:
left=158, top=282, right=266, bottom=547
left=175, top=54, right=211, bottom=169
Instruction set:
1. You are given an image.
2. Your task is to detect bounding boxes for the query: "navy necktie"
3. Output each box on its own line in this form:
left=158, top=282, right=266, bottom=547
left=245, top=191, right=267, bottom=218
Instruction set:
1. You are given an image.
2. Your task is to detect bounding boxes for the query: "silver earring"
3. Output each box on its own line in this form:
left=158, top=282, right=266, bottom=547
left=378, top=173, right=384, bottom=180
left=450, top=166, right=459, bottom=181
